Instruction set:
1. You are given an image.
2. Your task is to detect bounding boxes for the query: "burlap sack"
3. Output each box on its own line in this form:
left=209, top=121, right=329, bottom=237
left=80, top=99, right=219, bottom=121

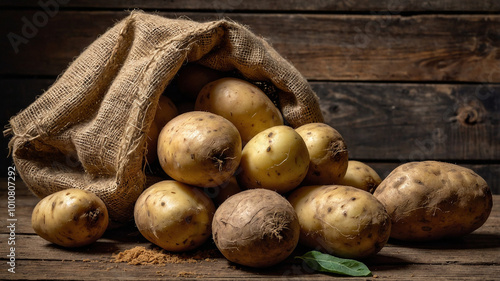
left=5, top=11, right=323, bottom=222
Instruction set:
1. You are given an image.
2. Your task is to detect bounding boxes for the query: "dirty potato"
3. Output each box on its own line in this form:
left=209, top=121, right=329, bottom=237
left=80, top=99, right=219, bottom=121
left=373, top=161, right=493, bottom=241
left=237, top=125, right=309, bottom=193
left=134, top=180, right=215, bottom=252
left=157, top=111, right=242, bottom=187
left=31, top=189, right=109, bottom=247
left=295, top=123, right=348, bottom=185
left=288, top=185, right=391, bottom=259
left=212, top=189, right=300, bottom=268
left=195, top=77, right=284, bottom=144
left=338, top=160, right=382, bottom=193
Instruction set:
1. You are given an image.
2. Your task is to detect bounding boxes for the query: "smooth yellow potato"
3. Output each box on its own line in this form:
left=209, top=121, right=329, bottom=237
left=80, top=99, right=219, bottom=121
left=134, top=180, right=215, bottom=252
left=338, top=160, right=382, bottom=193
left=195, top=77, right=284, bottom=144
left=288, top=185, right=391, bottom=259
left=158, top=111, right=242, bottom=187
left=212, top=189, right=300, bottom=268
left=237, top=125, right=309, bottom=193
left=373, top=161, right=493, bottom=241
left=31, top=189, right=109, bottom=247
left=295, top=123, right=348, bottom=185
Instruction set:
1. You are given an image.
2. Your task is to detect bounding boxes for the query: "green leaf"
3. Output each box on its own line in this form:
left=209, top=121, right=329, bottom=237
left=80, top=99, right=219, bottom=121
left=295, top=251, right=372, bottom=277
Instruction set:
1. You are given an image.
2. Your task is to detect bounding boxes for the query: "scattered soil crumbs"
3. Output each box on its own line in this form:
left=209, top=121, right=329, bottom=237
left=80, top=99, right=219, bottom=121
left=82, top=259, right=100, bottom=263
left=177, top=271, right=196, bottom=277
left=111, top=246, right=220, bottom=265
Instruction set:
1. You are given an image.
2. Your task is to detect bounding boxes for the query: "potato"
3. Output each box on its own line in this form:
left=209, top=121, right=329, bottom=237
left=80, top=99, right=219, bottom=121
left=288, top=185, right=391, bottom=259
left=145, top=119, right=160, bottom=164
left=338, top=160, right=382, bottom=193
left=212, top=189, right=300, bottom=268
left=31, top=189, right=109, bottom=247
left=195, top=77, right=284, bottom=144
left=237, top=125, right=309, bottom=193
left=134, top=180, right=215, bottom=252
left=158, top=111, right=242, bottom=187
left=373, top=161, right=493, bottom=241
left=146, top=95, right=178, bottom=164
left=176, top=63, right=224, bottom=101
left=295, top=123, right=348, bottom=185
left=155, top=95, right=179, bottom=128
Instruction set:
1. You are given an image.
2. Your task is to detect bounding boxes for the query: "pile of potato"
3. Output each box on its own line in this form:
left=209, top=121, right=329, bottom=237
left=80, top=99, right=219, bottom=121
left=31, top=63, right=493, bottom=269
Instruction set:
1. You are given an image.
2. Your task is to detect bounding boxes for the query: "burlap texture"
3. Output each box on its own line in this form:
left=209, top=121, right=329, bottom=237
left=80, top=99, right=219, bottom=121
left=6, top=11, right=324, bottom=222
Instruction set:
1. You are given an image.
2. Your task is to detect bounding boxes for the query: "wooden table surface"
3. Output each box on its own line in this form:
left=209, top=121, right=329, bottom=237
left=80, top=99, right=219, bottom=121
left=1, top=179, right=499, bottom=280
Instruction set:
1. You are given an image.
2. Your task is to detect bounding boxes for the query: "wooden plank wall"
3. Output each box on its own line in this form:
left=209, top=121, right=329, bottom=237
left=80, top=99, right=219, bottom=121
left=1, top=1, right=499, bottom=193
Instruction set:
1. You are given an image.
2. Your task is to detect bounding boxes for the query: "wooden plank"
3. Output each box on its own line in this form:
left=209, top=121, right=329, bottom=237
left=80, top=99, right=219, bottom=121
left=1, top=11, right=499, bottom=82
left=2, top=244, right=499, bottom=280
left=3, top=78, right=498, bottom=161
left=315, top=82, right=500, bottom=161
left=6, top=261, right=500, bottom=280
left=0, top=182, right=499, bottom=280
left=23, top=262, right=500, bottom=280
left=2, top=227, right=499, bottom=280
left=1, top=0, right=499, bottom=12
left=2, top=215, right=499, bottom=265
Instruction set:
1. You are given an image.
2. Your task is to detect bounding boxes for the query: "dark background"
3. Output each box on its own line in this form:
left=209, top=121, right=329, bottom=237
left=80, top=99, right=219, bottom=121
left=1, top=0, right=499, bottom=193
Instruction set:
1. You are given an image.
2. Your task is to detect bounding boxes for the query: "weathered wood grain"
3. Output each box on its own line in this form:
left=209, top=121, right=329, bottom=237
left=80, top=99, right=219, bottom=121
left=1, top=11, right=499, bottom=82
left=5, top=261, right=499, bottom=281
left=0, top=193, right=498, bottom=280
left=314, top=82, right=500, bottom=160
left=3, top=79, right=498, bottom=160
left=1, top=0, right=499, bottom=12
left=2, top=219, right=499, bottom=265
